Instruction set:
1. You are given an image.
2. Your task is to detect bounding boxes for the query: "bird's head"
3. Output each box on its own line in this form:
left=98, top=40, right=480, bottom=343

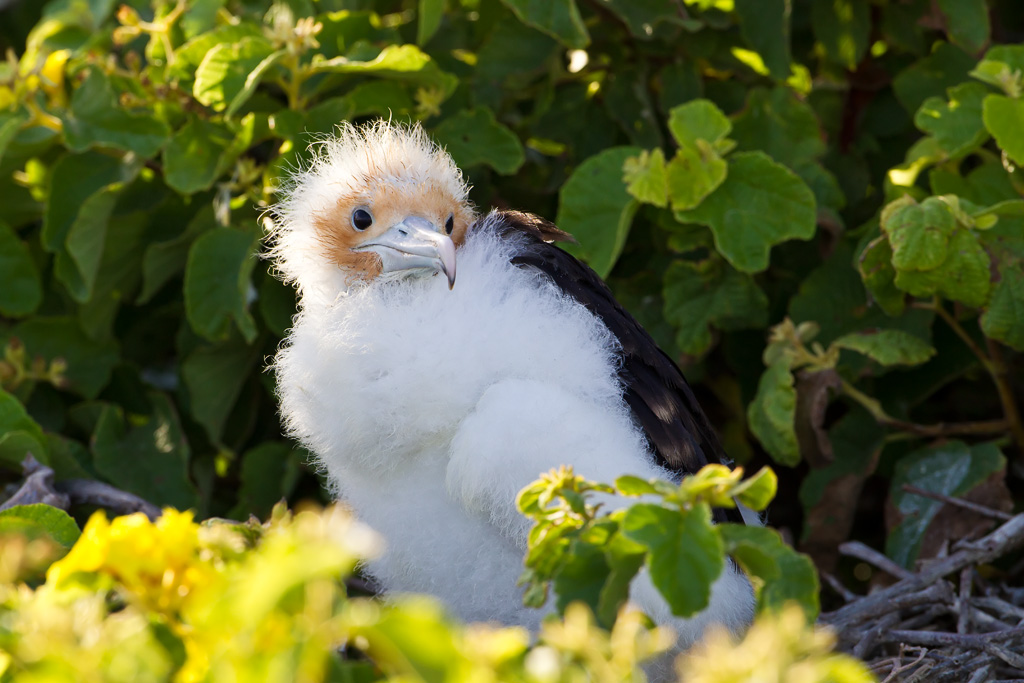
left=268, top=121, right=475, bottom=297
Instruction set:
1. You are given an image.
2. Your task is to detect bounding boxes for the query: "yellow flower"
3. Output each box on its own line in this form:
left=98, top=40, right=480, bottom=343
left=47, top=509, right=216, bottom=616
left=46, top=511, right=112, bottom=585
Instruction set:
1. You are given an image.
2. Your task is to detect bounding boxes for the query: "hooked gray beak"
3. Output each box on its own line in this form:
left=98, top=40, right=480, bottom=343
left=353, top=216, right=456, bottom=289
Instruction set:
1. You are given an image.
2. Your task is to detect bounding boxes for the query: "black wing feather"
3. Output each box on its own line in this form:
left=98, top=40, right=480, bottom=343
left=488, top=210, right=742, bottom=524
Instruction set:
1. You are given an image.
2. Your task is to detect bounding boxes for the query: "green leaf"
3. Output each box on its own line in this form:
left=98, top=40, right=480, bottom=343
left=163, top=119, right=235, bottom=195
left=0, top=219, right=42, bottom=317
left=42, top=151, right=136, bottom=255
left=53, top=184, right=122, bottom=303
left=597, top=1, right=682, bottom=39
left=615, top=475, right=659, bottom=497
left=432, top=108, right=525, bottom=175
left=184, top=228, right=259, bottom=343
left=232, top=442, right=301, bottom=519
left=11, top=317, right=119, bottom=398
left=811, top=0, right=870, bottom=69
left=310, top=44, right=458, bottom=94
left=0, top=110, right=29, bottom=167
left=893, top=42, right=975, bottom=116
left=556, top=146, right=642, bottom=278
left=226, top=49, right=286, bottom=118
left=732, top=467, right=778, bottom=512
left=883, top=196, right=956, bottom=271
left=666, top=143, right=728, bottom=212
left=500, top=0, right=589, bottom=49
left=621, top=503, right=724, bottom=617
left=981, top=265, right=1024, bottom=351
left=92, top=394, right=199, bottom=511
left=914, top=83, right=989, bottom=159
left=624, top=149, right=668, bottom=208
left=718, top=524, right=779, bottom=584
left=734, top=0, right=791, bottom=81
left=315, top=10, right=399, bottom=58
left=936, top=0, right=990, bottom=53
left=181, top=340, right=261, bottom=445
left=933, top=230, right=992, bottom=308
left=258, top=272, right=297, bottom=338
left=731, top=87, right=825, bottom=170
left=667, top=99, right=732, bottom=149
left=887, top=440, right=1005, bottom=568
left=0, top=504, right=80, bottom=548
left=45, top=434, right=93, bottom=481
left=675, top=151, right=816, bottom=273
left=833, top=330, right=936, bottom=367
left=139, top=206, right=217, bottom=304
left=858, top=236, right=905, bottom=317
left=477, top=17, right=559, bottom=83
left=193, top=36, right=275, bottom=111
left=721, top=524, right=820, bottom=617
left=891, top=228, right=992, bottom=308
left=172, top=23, right=264, bottom=79
left=61, top=68, right=170, bottom=158
left=970, top=45, right=1024, bottom=95
left=180, top=0, right=224, bottom=38
left=342, top=82, right=413, bottom=118
left=0, top=389, right=47, bottom=468
left=604, top=65, right=663, bottom=149
left=747, top=359, right=799, bottom=466
left=662, top=257, right=768, bottom=356
left=553, top=537, right=609, bottom=618
left=0, top=431, right=48, bottom=470
left=597, top=531, right=645, bottom=628
left=982, top=94, right=1024, bottom=167
left=417, top=0, right=444, bottom=45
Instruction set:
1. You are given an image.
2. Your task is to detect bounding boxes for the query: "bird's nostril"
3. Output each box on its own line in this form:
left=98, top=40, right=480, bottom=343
left=399, top=229, right=408, bottom=236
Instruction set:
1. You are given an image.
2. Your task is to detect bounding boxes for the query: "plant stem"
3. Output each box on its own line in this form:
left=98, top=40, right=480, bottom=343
left=840, top=379, right=1010, bottom=438
left=986, top=338, right=1024, bottom=452
left=921, top=300, right=994, bottom=373
left=917, top=300, right=1023, bottom=452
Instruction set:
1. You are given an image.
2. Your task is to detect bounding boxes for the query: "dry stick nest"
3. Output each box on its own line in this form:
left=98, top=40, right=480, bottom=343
left=820, top=488, right=1024, bottom=683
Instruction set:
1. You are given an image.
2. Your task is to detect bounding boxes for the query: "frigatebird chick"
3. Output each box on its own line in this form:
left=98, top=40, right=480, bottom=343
left=269, top=121, right=754, bottom=644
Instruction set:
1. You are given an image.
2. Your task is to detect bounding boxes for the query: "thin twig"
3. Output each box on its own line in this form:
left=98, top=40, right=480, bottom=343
left=961, top=568, right=974, bottom=635
left=822, top=513, right=1024, bottom=634
left=0, top=455, right=70, bottom=511
left=821, top=570, right=857, bottom=602
left=902, top=484, right=1013, bottom=521
left=878, top=626, right=1024, bottom=649
left=922, top=300, right=994, bottom=372
left=55, top=479, right=162, bottom=521
left=966, top=665, right=993, bottom=683
left=839, top=541, right=915, bottom=580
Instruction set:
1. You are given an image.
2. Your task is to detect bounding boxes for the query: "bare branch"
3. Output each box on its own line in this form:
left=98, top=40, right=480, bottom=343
left=0, top=455, right=69, bottom=511
left=55, top=479, right=162, bottom=521
left=902, top=484, right=1013, bottom=522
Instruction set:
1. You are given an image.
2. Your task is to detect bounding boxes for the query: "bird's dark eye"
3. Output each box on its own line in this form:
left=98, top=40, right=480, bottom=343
left=445, top=214, right=454, bottom=235
left=352, top=208, right=373, bottom=231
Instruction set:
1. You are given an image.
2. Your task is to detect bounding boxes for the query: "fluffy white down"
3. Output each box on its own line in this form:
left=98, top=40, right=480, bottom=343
left=274, top=212, right=754, bottom=643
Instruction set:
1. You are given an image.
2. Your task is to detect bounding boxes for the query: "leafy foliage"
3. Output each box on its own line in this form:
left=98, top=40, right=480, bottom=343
left=517, top=464, right=819, bottom=630
left=0, top=501, right=872, bottom=682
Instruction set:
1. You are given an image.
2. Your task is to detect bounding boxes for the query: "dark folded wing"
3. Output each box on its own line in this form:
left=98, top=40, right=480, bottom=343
left=489, top=210, right=742, bottom=524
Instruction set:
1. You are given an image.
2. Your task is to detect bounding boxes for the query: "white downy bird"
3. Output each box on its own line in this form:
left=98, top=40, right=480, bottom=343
left=269, top=120, right=754, bottom=645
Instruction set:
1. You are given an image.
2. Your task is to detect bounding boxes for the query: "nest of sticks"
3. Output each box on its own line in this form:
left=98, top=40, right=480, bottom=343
left=820, top=489, right=1024, bottom=683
